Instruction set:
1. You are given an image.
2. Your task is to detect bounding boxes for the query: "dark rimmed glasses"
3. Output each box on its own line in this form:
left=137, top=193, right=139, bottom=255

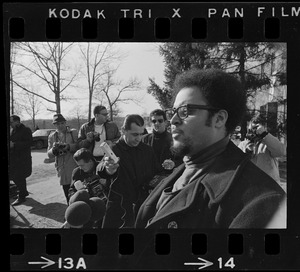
left=165, top=104, right=221, bottom=121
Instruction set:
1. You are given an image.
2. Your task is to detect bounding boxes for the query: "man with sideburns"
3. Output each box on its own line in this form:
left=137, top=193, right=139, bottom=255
left=134, top=68, right=286, bottom=229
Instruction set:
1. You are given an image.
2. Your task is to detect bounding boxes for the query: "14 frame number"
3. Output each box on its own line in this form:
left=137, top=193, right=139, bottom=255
left=218, top=257, right=235, bottom=269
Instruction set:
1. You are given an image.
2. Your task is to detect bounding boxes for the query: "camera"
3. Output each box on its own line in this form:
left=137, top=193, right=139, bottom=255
left=83, top=175, right=107, bottom=199
left=246, top=132, right=260, bottom=143
left=246, top=124, right=262, bottom=143
left=94, top=132, right=100, bottom=142
left=52, top=143, right=68, bottom=156
left=91, top=132, right=100, bottom=142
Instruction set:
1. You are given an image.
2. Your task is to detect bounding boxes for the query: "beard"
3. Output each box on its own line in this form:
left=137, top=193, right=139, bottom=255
left=170, top=136, right=193, bottom=157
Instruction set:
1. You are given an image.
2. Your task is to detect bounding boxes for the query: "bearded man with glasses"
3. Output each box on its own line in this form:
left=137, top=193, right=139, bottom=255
left=135, top=68, right=286, bottom=232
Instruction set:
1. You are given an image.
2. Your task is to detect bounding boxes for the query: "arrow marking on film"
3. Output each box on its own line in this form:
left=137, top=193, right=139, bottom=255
left=184, top=257, right=213, bottom=270
left=28, top=256, right=55, bottom=269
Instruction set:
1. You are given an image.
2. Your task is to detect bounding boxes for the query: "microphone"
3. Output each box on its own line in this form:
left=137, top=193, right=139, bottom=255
left=69, top=189, right=90, bottom=205
left=65, top=201, right=92, bottom=227
left=65, top=192, right=106, bottom=227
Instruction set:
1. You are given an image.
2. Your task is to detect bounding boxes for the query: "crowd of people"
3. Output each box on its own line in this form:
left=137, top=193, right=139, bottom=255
left=9, top=68, right=286, bottom=230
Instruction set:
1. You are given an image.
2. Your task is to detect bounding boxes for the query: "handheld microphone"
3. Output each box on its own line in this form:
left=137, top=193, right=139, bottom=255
left=100, top=142, right=118, bottom=163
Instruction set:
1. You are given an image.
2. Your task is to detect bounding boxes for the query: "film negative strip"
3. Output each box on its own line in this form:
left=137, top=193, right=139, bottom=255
left=5, top=2, right=300, bottom=271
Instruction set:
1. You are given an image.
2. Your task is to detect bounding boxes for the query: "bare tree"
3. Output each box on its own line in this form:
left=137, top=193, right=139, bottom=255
left=12, top=42, right=78, bottom=114
left=67, top=103, right=88, bottom=131
left=19, top=91, right=43, bottom=129
left=79, top=43, right=121, bottom=121
left=10, top=43, right=16, bottom=114
left=94, top=68, right=142, bottom=121
left=10, top=42, right=24, bottom=115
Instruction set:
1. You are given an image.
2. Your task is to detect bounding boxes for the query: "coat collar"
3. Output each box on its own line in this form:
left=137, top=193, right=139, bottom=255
left=88, top=118, right=108, bottom=127
left=201, top=141, right=249, bottom=204
left=11, top=123, right=25, bottom=134
left=145, top=141, right=250, bottom=226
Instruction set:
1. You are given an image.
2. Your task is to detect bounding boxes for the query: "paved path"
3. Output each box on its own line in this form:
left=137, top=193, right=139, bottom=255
left=10, top=150, right=67, bottom=228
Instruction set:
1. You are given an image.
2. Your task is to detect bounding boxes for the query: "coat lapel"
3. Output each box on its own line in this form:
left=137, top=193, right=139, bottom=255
left=148, top=172, right=207, bottom=226
left=144, top=164, right=186, bottom=205
left=146, top=142, right=250, bottom=227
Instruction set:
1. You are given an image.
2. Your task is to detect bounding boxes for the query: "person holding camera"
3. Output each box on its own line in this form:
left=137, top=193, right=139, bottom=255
left=69, top=148, right=108, bottom=202
left=238, top=116, right=286, bottom=184
left=77, top=105, right=121, bottom=162
left=47, top=113, right=79, bottom=204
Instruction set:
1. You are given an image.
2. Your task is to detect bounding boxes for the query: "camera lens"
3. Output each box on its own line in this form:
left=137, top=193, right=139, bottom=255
left=95, top=135, right=100, bottom=142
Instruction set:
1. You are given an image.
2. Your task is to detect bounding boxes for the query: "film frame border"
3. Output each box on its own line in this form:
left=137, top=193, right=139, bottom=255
left=5, top=2, right=300, bottom=271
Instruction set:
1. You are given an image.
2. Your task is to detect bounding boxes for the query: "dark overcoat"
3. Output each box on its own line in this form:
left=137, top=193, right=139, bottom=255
left=100, top=138, right=161, bottom=228
left=9, top=123, right=33, bottom=179
left=135, top=141, right=286, bottom=229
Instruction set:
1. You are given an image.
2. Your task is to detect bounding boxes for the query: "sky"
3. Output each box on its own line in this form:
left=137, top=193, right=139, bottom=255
left=105, top=42, right=165, bottom=117
left=13, top=42, right=166, bottom=120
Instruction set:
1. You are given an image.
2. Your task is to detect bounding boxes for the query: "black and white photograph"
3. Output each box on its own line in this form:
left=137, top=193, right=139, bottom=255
left=9, top=42, right=287, bottom=229
left=5, top=2, right=300, bottom=271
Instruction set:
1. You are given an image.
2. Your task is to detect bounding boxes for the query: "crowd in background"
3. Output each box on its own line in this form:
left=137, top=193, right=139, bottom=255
left=9, top=68, right=286, bottom=231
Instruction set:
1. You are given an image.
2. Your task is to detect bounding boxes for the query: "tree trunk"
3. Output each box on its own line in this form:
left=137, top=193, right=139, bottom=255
left=32, top=117, right=36, bottom=131
left=88, top=88, right=92, bottom=121
left=109, top=104, right=114, bottom=121
left=55, top=91, right=61, bottom=114
left=238, top=46, right=247, bottom=140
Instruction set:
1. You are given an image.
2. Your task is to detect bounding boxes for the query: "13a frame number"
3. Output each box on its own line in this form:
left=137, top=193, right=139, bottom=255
left=58, top=257, right=86, bottom=269
left=218, top=257, right=235, bottom=269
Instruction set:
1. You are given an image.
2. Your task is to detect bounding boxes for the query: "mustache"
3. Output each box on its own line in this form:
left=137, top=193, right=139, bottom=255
left=171, top=128, right=184, bottom=134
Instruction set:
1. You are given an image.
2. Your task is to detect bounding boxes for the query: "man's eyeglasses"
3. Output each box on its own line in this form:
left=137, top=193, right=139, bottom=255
left=151, top=119, right=164, bottom=124
left=165, top=104, right=221, bottom=121
left=99, top=112, right=108, bottom=117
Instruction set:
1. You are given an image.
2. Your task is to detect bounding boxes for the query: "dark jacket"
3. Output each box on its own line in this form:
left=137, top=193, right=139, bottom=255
left=135, top=141, right=286, bottom=229
left=9, top=123, right=33, bottom=179
left=99, top=138, right=161, bottom=228
left=77, top=118, right=121, bottom=152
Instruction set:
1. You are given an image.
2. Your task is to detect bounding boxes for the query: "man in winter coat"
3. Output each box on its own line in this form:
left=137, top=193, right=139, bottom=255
left=77, top=105, right=121, bottom=161
left=135, top=68, right=286, bottom=231
left=97, top=114, right=162, bottom=228
left=10, top=115, right=33, bottom=206
left=47, top=113, right=79, bottom=204
left=238, top=116, right=286, bottom=185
